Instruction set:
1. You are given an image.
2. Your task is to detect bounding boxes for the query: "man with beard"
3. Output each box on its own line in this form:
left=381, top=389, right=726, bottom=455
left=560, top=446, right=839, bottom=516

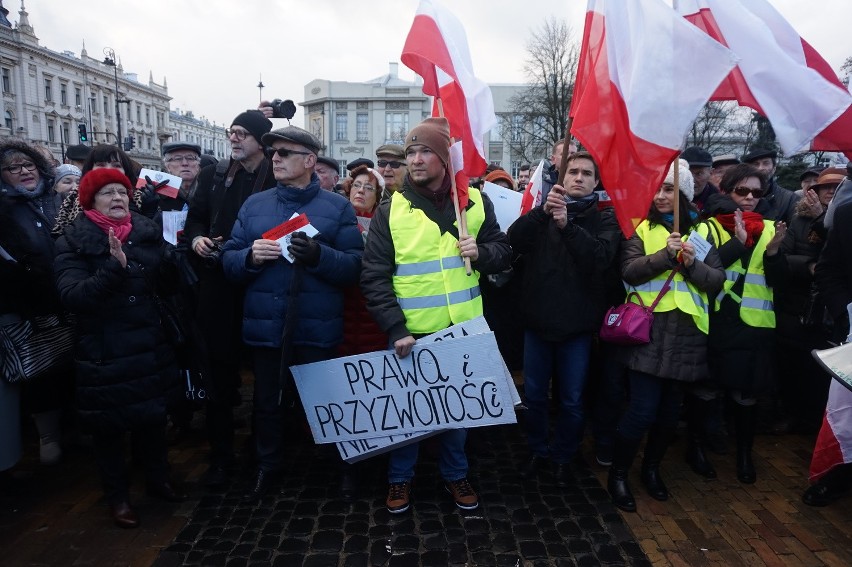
left=184, top=110, right=275, bottom=492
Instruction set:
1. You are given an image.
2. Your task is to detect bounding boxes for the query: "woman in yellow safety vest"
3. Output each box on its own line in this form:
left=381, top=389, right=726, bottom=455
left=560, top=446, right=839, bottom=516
left=608, top=159, right=725, bottom=513
left=685, top=163, right=786, bottom=486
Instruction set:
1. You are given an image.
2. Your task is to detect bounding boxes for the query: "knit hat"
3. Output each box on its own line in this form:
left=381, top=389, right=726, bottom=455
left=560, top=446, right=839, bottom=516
left=712, top=154, right=739, bottom=168
left=681, top=146, right=713, bottom=168
left=484, top=169, right=516, bottom=190
left=54, top=164, right=81, bottom=184
left=231, top=110, right=273, bottom=143
left=405, top=117, right=451, bottom=165
left=664, top=159, right=695, bottom=202
left=78, top=168, right=134, bottom=210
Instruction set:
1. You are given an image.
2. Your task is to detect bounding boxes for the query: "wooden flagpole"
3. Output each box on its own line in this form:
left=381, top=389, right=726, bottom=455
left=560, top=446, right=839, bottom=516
left=673, top=156, right=680, bottom=235
left=436, top=98, right=472, bottom=276
left=557, top=116, right=575, bottom=186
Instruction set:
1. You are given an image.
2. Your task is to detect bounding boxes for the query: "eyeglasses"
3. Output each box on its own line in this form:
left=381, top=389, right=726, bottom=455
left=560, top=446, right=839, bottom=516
left=377, top=159, right=405, bottom=169
left=2, top=162, right=37, bottom=175
left=95, top=188, right=129, bottom=199
left=731, top=186, right=765, bottom=198
left=352, top=182, right=376, bottom=193
left=265, top=147, right=313, bottom=159
left=165, top=154, right=200, bottom=163
left=226, top=128, right=250, bottom=140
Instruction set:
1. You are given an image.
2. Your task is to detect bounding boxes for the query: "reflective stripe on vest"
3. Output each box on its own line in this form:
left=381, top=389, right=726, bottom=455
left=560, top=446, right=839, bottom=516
left=708, top=218, right=775, bottom=328
left=389, top=187, right=486, bottom=335
left=630, top=221, right=712, bottom=334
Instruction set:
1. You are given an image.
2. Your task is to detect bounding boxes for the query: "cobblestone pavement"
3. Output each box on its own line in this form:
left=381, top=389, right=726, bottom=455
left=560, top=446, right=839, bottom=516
left=153, top=425, right=650, bottom=567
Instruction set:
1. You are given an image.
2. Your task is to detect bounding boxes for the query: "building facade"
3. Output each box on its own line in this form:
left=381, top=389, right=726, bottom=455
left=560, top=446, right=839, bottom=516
left=169, top=109, right=229, bottom=160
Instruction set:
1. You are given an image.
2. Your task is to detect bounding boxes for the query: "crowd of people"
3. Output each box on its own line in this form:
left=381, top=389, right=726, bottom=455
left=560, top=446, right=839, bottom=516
left=2, top=101, right=851, bottom=530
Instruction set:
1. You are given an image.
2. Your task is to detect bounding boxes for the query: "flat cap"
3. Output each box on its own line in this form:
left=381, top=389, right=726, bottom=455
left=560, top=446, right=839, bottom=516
left=742, top=147, right=777, bottom=163
left=162, top=141, right=202, bottom=156
left=316, top=155, right=339, bottom=171
left=375, top=144, right=405, bottom=159
left=261, top=126, right=322, bottom=154
left=681, top=146, right=713, bottom=168
left=346, top=157, right=375, bottom=171
left=712, top=154, right=739, bottom=168
left=799, top=167, right=823, bottom=182
left=65, top=144, right=91, bottom=161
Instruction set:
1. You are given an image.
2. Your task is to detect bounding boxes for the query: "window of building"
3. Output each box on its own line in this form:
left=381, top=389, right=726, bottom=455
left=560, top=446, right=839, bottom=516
left=63, top=122, right=70, bottom=145
left=75, top=86, right=82, bottom=107
left=4, top=111, right=12, bottom=130
left=511, top=161, right=521, bottom=179
left=103, top=95, right=110, bottom=117
left=335, top=113, right=347, bottom=141
left=510, top=115, right=523, bottom=143
left=43, top=77, right=53, bottom=102
left=60, top=83, right=67, bottom=105
left=491, top=118, right=502, bottom=140
left=157, top=111, right=164, bottom=128
left=136, top=104, right=141, bottom=123
left=385, top=112, right=409, bottom=144
left=47, top=119, right=55, bottom=142
left=356, top=113, right=369, bottom=142
left=2, top=68, right=11, bottom=94
left=145, top=107, right=150, bottom=126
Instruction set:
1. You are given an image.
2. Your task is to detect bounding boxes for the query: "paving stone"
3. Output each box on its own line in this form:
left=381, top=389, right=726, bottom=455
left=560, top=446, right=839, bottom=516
left=420, top=550, right=450, bottom=567
left=272, top=554, right=304, bottom=566
left=311, top=530, right=344, bottom=552
left=286, top=517, right=314, bottom=536
left=278, top=537, right=308, bottom=553
left=519, top=540, right=548, bottom=559
left=447, top=542, right=469, bottom=564
left=225, top=558, right=248, bottom=567
left=256, top=535, right=279, bottom=549
left=393, top=534, right=421, bottom=553
left=304, top=554, right=341, bottom=566
left=343, top=553, right=369, bottom=567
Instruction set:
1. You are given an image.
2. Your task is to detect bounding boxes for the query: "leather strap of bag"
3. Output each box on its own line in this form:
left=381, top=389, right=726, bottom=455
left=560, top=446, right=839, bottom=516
left=647, top=265, right=681, bottom=312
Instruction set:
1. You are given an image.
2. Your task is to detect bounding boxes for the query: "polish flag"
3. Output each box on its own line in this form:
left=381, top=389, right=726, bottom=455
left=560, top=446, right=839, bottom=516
left=809, top=380, right=852, bottom=482
left=401, top=0, right=496, bottom=209
left=570, top=0, right=737, bottom=237
left=676, top=0, right=852, bottom=158
left=519, top=159, right=547, bottom=216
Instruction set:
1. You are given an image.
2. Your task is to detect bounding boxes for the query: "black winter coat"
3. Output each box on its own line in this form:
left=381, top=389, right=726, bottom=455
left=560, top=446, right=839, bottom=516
left=816, top=201, right=852, bottom=329
left=54, top=212, right=180, bottom=432
left=508, top=201, right=621, bottom=340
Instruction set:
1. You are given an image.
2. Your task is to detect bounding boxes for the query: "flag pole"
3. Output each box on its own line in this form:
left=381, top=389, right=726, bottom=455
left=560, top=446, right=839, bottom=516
left=436, top=98, right=473, bottom=276
left=673, top=157, right=680, bottom=234
left=557, top=116, right=575, bottom=186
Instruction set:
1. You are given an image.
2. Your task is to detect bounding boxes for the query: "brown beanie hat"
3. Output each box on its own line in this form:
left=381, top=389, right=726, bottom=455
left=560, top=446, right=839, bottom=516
left=405, top=117, right=451, bottom=165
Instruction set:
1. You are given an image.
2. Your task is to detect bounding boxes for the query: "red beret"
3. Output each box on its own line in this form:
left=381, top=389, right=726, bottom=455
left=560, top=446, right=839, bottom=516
left=78, top=168, right=133, bottom=210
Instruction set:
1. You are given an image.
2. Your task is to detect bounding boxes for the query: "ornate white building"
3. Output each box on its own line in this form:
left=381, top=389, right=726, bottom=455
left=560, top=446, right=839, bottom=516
left=168, top=109, right=229, bottom=159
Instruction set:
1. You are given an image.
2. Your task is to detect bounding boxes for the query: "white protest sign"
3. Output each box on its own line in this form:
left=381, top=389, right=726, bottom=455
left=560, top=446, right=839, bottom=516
left=261, top=213, right=319, bottom=263
left=138, top=168, right=182, bottom=198
left=686, top=230, right=712, bottom=263
left=161, top=210, right=187, bottom=245
left=482, top=181, right=523, bottom=232
left=291, top=332, right=517, bottom=446
left=813, top=342, right=852, bottom=393
left=333, top=316, right=521, bottom=463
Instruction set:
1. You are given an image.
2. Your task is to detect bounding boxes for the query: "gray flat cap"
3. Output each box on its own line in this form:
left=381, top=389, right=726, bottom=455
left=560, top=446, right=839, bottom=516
left=375, top=144, right=405, bottom=159
left=316, top=155, right=339, bottom=171
left=162, top=141, right=202, bottom=156
left=261, top=126, right=321, bottom=154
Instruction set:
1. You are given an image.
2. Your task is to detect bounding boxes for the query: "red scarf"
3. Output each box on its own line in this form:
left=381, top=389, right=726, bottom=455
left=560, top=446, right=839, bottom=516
left=715, top=212, right=764, bottom=248
left=83, top=209, right=133, bottom=243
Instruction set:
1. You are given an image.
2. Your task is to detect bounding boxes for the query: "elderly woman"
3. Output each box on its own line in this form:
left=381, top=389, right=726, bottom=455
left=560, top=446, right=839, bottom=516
left=54, top=169, right=183, bottom=529
left=608, top=160, right=725, bottom=512
left=685, top=164, right=786, bottom=485
left=0, top=139, right=69, bottom=466
left=53, top=164, right=81, bottom=197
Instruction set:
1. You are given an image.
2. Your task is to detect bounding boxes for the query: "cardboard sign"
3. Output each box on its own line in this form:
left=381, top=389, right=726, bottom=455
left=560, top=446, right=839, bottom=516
left=162, top=210, right=187, bottom=245
left=813, top=342, right=852, bottom=392
left=291, top=332, right=517, bottom=447
left=482, top=181, right=522, bottom=232
left=332, top=316, right=521, bottom=463
left=262, top=213, right=319, bottom=263
left=686, top=230, right=712, bottom=263
left=137, top=168, right=182, bottom=199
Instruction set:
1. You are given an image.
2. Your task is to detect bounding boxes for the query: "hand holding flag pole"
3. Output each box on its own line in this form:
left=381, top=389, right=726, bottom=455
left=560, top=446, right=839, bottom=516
left=436, top=98, right=472, bottom=276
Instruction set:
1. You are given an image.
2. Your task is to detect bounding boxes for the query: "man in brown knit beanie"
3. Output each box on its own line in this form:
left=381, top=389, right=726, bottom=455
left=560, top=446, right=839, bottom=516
left=360, top=117, right=512, bottom=514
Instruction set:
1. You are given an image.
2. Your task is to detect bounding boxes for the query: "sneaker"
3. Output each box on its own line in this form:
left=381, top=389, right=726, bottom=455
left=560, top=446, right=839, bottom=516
left=595, top=446, right=613, bottom=467
left=386, top=481, right=411, bottom=514
left=445, top=478, right=479, bottom=510
left=39, top=440, right=61, bottom=465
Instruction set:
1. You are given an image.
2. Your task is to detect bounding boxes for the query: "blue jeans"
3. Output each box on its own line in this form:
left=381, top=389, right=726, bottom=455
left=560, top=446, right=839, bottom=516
left=591, top=343, right=628, bottom=452
left=387, top=428, right=468, bottom=483
left=617, top=370, right=685, bottom=441
left=522, top=331, right=593, bottom=463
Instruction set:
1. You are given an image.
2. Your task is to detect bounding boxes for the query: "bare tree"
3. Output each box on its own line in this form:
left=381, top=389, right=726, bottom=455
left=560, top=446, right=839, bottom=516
left=841, top=56, right=852, bottom=87
left=503, top=18, right=579, bottom=164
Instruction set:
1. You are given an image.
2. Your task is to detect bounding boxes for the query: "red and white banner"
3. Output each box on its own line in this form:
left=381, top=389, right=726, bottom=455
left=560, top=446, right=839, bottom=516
left=401, top=0, right=496, bottom=209
left=570, top=0, right=737, bottom=237
left=676, top=0, right=852, bottom=158
left=519, top=159, right=547, bottom=216
left=810, top=380, right=852, bottom=482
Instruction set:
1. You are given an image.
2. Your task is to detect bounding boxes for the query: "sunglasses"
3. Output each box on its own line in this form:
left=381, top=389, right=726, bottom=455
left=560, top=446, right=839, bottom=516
left=377, top=159, right=405, bottom=169
left=265, top=147, right=313, bottom=159
left=731, top=186, right=765, bottom=198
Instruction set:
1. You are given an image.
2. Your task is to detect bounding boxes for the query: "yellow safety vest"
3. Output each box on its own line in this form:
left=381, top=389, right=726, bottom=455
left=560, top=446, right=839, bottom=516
left=629, top=221, right=712, bottom=334
left=707, top=218, right=775, bottom=328
left=389, top=188, right=486, bottom=335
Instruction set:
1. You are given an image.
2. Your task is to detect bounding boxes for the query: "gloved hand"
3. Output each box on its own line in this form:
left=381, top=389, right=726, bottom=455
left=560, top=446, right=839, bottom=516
left=288, top=231, right=321, bottom=267
left=138, top=177, right=167, bottom=219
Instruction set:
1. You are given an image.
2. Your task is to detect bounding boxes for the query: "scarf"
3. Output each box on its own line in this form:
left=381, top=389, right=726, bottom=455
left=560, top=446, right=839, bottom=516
left=83, top=209, right=133, bottom=243
left=564, top=193, right=598, bottom=220
left=2, top=179, right=60, bottom=229
left=715, top=211, right=765, bottom=248
left=660, top=210, right=698, bottom=226
left=411, top=172, right=453, bottom=210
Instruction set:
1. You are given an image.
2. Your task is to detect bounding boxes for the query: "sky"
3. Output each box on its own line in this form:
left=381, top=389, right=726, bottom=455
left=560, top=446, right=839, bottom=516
left=19, top=0, right=852, bottom=128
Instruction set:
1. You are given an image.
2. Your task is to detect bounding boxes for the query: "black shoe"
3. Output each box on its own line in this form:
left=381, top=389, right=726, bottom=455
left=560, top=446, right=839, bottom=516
left=203, top=464, right=232, bottom=492
left=685, top=443, right=717, bottom=479
left=607, top=468, right=636, bottom=512
left=641, top=464, right=669, bottom=501
left=736, top=448, right=756, bottom=484
left=241, top=469, right=276, bottom=503
left=554, top=462, right=571, bottom=488
left=802, top=483, right=840, bottom=507
left=146, top=481, right=187, bottom=502
left=521, top=454, right=548, bottom=479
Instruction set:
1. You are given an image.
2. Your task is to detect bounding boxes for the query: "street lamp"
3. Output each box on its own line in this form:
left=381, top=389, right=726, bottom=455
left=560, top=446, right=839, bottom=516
left=102, top=47, right=129, bottom=147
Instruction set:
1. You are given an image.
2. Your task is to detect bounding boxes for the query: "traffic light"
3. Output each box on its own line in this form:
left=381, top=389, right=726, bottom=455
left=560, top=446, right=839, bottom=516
left=123, top=136, right=135, bottom=151
left=77, top=123, right=87, bottom=142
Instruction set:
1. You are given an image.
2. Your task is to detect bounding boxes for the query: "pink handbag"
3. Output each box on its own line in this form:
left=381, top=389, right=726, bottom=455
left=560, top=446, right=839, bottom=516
left=599, top=267, right=679, bottom=345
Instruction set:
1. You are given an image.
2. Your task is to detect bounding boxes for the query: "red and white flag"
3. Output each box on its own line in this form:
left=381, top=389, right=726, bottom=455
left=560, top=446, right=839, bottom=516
left=677, top=0, right=852, bottom=158
left=401, top=0, right=496, bottom=209
left=519, top=159, right=547, bottom=216
left=570, top=0, right=737, bottom=237
left=810, top=380, right=852, bottom=482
